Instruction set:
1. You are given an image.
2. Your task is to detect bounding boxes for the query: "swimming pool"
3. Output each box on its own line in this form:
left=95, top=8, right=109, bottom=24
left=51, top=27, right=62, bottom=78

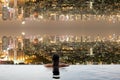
left=0, top=65, right=120, bottom=80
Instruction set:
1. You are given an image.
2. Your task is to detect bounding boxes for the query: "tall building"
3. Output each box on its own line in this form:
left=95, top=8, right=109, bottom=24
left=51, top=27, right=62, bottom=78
left=0, top=1, right=2, bottom=14
left=8, top=49, right=14, bottom=61
left=9, top=0, right=37, bottom=7
left=2, top=6, right=9, bottom=20
left=2, top=36, right=9, bottom=51
left=0, top=42, right=2, bottom=51
left=43, top=35, right=50, bottom=44
left=54, top=35, right=60, bottom=43
left=8, top=36, right=14, bottom=49
left=9, top=0, right=25, bottom=7
left=16, top=50, right=25, bottom=61
left=8, top=49, right=25, bottom=61
left=23, top=38, right=30, bottom=50
left=18, top=41, right=22, bottom=50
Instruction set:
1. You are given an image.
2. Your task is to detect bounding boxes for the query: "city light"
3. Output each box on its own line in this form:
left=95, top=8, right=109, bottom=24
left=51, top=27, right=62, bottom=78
left=22, top=20, right=25, bottom=24
left=0, top=0, right=119, bottom=22
left=21, top=32, right=25, bottom=36
left=0, top=0, right=120, bottom=65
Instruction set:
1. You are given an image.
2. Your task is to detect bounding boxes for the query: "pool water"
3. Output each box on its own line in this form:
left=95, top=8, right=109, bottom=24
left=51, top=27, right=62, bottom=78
left=0, top=65, right=120, bottom=80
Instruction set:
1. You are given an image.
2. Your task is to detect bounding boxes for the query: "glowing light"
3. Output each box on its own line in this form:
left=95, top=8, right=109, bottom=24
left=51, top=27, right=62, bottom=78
left=66, top=15, right=69, bottom=21
left=22, top=32, right=25, bottom=36
left=90, top=1, right=93, bottom=9
left=22, top=21, right=25, bottom=24
left=38, top=15, right=43, bottom=19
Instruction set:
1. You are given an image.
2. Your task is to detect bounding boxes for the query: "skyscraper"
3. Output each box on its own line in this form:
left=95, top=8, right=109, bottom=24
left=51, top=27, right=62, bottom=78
left=23, top=38, right=30, bottom=50
left=0, top=41, right=2, bottom=52
left=0, top=1, right=2, bottom=14
left=2, top=36, right=9, bottom=51
left=2, top=6, right=9, bottom=20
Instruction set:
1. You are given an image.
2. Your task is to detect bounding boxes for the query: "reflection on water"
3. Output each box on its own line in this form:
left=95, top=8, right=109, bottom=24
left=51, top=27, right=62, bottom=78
left=0, top=65, right=120, bottom=80
left=53, top=79, right=60, bottom=80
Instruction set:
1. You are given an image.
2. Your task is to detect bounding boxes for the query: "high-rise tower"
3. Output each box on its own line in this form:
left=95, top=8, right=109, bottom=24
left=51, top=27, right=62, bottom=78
left=2, top=36, right=9, bottom=51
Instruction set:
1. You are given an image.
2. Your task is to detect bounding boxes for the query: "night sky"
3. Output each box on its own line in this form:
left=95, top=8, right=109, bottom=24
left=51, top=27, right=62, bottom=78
left=0, top=19, right=120, bottom=37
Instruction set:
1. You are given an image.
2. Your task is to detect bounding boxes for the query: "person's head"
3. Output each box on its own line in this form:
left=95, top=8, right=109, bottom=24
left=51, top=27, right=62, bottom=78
left=52, top=53, right=59, bottom=61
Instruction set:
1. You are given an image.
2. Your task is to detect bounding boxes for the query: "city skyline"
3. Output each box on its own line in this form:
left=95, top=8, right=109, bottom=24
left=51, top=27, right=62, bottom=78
left=0, top=19, right=120, bottom=37
left=0, top=0, right=120, bottom=37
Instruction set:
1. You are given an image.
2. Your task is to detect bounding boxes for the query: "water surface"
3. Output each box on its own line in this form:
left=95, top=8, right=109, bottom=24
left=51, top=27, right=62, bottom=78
left=0, top=65, right=120, bottom=80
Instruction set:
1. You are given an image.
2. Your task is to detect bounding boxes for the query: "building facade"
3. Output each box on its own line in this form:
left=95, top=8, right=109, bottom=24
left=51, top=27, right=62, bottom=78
left=2, top=36, right=9, bottom=51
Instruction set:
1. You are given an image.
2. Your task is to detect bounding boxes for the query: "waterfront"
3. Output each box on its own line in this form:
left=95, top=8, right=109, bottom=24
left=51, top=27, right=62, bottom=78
left=0, top=65, right=120, bottom=80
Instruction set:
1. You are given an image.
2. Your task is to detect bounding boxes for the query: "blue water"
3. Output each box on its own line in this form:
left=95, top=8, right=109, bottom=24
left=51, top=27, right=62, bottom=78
left=0, top=65, right=120, bottom=80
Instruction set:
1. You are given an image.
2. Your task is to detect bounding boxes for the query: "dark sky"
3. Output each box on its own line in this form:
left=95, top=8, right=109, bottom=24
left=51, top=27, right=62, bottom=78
left=0, top=19, right=120, bottom=37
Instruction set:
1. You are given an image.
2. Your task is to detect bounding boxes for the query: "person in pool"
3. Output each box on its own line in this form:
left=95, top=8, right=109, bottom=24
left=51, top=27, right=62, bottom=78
left=52, top=53, right=60, bottom=79
left=45, top=53, right=69, bottom=80
left=45, top=54, right=69, bottom=68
